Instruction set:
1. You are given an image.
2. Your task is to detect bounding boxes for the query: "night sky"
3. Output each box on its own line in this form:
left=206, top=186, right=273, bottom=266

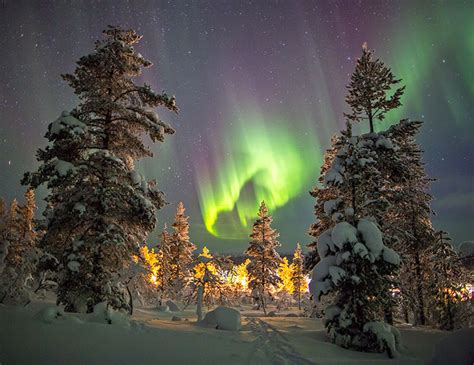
left=0, top=1, right=472, bottom=253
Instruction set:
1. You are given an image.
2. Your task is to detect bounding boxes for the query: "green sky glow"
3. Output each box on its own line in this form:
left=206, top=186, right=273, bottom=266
left=196, top=111, right=321, bottom=239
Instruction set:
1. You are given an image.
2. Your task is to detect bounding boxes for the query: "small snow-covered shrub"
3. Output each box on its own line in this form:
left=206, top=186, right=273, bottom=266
left=363, top=321, right=402, bottom=358
left=88, top=302, right=130, bottom=327
left=35, top=306, right=64, bottom=324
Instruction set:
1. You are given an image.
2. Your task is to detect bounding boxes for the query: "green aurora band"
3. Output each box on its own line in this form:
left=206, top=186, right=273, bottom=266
left=196, top=112, right=321, bottom=239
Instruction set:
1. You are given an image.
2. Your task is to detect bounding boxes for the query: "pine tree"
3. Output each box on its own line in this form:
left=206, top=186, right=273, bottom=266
left=0, top=199, right=9, bottom=275
left=427, top=231, right=471, bottom=330
left=345, top=43, right=405, bottom=133
left=191, top=247, right=231, bottom=319
left=169, top=202, right=196, bottom=298
left=245, top=201, right=282, bottom=315
left=308, top=45, right=407, bottom=356
left=22, top=26, right=178, bottom=313
left=291, top=243, right=306, bottom=310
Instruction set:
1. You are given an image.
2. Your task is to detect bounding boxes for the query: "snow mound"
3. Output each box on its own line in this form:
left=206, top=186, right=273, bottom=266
left=426, top=328, right=474, bottom=365
left=88, top=302, right=130, bottom=327
left=202, top=306, right=241, bottom=331
left=34, top=306, right=65, bottom=324
left=157, top=304, right=169, bottom=312
left=363, top=321, right=402, bottom=358
left=34, top=306, right=82, bottom=324
left=166, top=300, right=181, bottom=312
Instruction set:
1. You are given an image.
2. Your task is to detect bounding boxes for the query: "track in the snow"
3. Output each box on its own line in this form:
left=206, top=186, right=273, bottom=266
left=246, top=317, right=317, bottom=365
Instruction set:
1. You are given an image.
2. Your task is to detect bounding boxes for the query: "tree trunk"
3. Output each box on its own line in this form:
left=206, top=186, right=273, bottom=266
left=196, top=284, right=204, bottom=321
left=414, top=250, right=426, bottom=325
left=126, top=285, right=133, bottom=315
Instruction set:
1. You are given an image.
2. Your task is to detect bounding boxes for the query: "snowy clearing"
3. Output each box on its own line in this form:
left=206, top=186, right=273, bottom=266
left=0, top=300, right=458, bottom=365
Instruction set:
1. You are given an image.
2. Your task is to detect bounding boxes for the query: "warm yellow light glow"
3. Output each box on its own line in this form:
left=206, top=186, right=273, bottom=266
left=140, top=246, right=161, bottom=287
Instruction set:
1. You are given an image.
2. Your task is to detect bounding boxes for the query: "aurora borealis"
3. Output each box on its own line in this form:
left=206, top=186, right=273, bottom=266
left=0, top=1, right=473, bottom=253
left=196, top=109, right=321, bottom=239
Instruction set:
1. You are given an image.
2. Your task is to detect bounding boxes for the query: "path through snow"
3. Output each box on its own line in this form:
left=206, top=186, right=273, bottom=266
left=246, top=317, right=317, bottom=365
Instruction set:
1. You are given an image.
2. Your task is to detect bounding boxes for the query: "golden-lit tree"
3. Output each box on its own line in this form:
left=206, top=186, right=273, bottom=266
left=291, top=243, right=307, bottom=310
left=278, top=257, right=294, bottom=295
left=192, top=246, right=231, bottom=319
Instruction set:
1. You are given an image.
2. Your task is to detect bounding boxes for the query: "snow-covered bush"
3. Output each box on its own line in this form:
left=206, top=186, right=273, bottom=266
left=88, top=302, right=130, bottom=327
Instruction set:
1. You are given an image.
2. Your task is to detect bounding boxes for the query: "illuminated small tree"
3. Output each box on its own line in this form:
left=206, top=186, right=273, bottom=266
left=291, top=243, right=306, bottom=310
left=0, top=192, right=39, bottom=305
left=427, top=231, right=472, bottom=330
left=278, top=257, right=294, bottom=295
left=227, top=258, right=250, bottom=302
left=192, top=247, right=230, bottom=320
left=245, top=201, right=282, bottom=315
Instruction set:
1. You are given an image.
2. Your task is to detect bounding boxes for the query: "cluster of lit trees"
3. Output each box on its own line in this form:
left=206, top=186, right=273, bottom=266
left=133, top=201, right=309, bottom=313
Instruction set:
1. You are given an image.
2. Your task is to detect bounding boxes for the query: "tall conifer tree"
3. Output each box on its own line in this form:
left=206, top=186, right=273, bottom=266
left=169, top=202, right=196, bottom=298
left=23, top=26, right=178, bottom=312
left=245, top=201, right=281, bottom=315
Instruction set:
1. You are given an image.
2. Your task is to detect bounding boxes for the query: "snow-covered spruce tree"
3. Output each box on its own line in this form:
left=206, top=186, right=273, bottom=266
left=308, top=45, right=406, bottom=356
left=345, top=42, right=405, bottom=134
left=245, top=201, right=282, bottom=315
left=310, top=216, right=401, bottom=356
left=426, top=231, right=472, bottom=330
left=22, top=26, right=178, bottom=313
left=292, top=243, right=306, bottom=310
left=155, top=224, right=173, bottom=301
left=307, top=126, right=402, bottom=353
left=169, top=202, right=196, bottom=298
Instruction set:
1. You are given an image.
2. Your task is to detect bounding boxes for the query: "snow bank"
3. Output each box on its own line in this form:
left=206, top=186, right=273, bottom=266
left=426, top=328, right=474, bottom=365
left=202, top=306, right=241, bottom=331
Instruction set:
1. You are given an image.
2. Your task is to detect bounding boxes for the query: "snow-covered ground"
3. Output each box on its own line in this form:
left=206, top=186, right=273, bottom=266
left=0, top=300, right=468, bottom=364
